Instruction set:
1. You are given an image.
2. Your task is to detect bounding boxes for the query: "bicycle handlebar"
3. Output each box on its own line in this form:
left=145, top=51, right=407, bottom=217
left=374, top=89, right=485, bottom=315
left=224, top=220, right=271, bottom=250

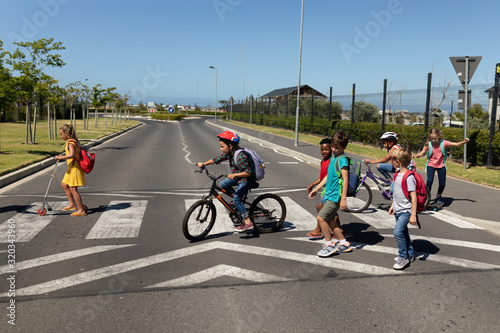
left=195, top=165, right=225, bottom=181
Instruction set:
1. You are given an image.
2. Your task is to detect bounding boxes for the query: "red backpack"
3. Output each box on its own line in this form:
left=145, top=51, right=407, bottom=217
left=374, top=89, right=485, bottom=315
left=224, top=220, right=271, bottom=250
left=394, top=169, right=428, bottom=213
left=68, top=140, right=95, bottom=174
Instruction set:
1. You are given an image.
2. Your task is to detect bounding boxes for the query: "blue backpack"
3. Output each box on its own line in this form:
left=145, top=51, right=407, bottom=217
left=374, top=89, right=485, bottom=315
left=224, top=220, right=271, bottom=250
left=333, top=154, right=361, bottom=197
left=234, top=148, right=266, bottom=181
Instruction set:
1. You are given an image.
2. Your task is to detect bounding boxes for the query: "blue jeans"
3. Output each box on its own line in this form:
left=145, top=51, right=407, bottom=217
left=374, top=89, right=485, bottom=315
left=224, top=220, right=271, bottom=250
left=377, top=163, right=395, bottom=181
left=220, top=178, right=254, bottom=219
left=393, top=211, right=414, bottom=259
left=426, top=166, right=446, bottom=196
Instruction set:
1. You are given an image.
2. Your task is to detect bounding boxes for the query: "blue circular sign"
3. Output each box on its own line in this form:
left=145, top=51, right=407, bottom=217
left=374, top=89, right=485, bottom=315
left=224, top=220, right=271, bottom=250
left=168, top=107, right=174, bottom=114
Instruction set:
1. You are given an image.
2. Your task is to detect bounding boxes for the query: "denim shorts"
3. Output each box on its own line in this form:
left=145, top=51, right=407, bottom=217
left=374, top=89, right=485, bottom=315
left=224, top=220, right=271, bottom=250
left=318, top=200, right=340, bottom=221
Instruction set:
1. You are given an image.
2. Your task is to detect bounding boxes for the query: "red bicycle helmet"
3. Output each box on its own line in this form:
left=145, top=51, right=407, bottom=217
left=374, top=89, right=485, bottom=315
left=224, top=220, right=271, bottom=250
left=217, top=131, right=240, bottom=144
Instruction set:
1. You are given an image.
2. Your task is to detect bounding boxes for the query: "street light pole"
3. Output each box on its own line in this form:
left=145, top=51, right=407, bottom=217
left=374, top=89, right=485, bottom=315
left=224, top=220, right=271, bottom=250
left=209, top=66, right=218, bottom=122
left=294, top=0, right=305, bottom=147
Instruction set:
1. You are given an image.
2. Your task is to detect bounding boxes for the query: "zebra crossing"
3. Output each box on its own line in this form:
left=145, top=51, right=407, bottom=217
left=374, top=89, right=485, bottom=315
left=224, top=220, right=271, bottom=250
left=0, top=196, right=498, bottom=298
left=0, top=196, right=486, bottom=243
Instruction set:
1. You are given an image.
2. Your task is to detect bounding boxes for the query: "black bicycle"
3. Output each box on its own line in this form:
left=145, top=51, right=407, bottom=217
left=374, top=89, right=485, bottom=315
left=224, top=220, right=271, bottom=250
left=182, top=166, right=286, bottom=241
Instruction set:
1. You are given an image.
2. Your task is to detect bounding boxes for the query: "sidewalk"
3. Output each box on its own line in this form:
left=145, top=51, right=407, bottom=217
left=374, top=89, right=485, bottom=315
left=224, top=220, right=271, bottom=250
left=206, top=119, right=500, bottom=235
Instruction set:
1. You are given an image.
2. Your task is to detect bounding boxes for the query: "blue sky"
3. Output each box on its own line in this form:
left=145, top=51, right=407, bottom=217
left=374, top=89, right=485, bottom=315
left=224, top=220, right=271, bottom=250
left=1, top=0, right=497, bottom=110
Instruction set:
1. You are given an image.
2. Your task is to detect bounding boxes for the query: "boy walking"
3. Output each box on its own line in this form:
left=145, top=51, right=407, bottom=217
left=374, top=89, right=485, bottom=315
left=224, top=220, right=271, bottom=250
left=389, top=147, right=418, bottom=269
left=309, top=131, right=352, bottom=257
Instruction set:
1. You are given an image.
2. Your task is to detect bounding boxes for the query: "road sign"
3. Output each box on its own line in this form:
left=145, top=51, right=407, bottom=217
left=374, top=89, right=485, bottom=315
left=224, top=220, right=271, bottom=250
left=450, top=56, right=482, bottom=89
left=168, top=107, right=174, bottom=114
left=458, top=90, right=471, bottom=110
left=148, top=109, right=157, bottom=113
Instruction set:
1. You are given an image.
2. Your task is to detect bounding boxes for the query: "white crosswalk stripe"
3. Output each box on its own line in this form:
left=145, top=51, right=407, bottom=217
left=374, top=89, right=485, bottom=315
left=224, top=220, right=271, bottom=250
left=86, top=200, right=149, bottom=239
left=0, top=201, right=65, bottom=242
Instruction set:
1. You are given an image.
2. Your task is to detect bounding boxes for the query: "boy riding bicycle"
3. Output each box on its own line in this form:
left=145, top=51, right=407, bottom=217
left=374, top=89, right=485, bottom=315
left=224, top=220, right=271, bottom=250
left=197, top=131, right=256, bottom=232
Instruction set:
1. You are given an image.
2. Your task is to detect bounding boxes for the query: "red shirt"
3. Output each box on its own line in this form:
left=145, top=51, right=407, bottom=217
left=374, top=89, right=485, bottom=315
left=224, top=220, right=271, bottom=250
left=320, top=157, right=330, bottom=180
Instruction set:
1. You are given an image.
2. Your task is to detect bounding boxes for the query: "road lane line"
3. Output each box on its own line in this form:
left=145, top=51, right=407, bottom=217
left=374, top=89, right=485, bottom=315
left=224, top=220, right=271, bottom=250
left=85, top=200, right=148, bottom=239
left=288, top=237, right=500, bottom=270
left=421, top=210, right=484, bottom=229
left=0, top=245, right=136, bottom=274
left=380, top=234, right=500, bottom=253
left=0, top=202, right=66, bottom=242
left=8, top=240, right=401, bottom=296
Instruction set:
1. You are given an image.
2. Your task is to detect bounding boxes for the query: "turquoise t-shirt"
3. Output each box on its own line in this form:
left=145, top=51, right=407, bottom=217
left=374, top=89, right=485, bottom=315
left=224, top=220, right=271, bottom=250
left=323, top=154, right=349, bottom=203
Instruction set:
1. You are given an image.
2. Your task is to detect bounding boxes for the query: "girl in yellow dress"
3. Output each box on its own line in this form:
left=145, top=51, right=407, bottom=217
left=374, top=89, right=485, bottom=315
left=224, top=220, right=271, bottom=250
left=55, top=124, right=87, bottom=216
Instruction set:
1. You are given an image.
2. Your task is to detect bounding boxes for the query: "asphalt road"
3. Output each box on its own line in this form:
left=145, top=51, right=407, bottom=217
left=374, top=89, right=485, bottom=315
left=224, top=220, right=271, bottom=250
left=1, top=117, right=499, bottom=333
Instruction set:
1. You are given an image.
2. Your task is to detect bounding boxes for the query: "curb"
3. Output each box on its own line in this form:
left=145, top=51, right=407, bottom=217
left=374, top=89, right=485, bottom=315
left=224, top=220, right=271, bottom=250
left=0, top=122, right=144, bottom=189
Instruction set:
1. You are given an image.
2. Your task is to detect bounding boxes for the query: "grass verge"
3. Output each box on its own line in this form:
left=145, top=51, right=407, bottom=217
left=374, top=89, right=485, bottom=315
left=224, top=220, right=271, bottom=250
left=0, top=119, right=140, bottom=177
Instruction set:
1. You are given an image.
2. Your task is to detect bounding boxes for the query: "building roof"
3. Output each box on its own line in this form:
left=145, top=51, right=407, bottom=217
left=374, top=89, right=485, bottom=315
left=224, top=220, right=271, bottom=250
left=261, top=85, right=327, bottom=99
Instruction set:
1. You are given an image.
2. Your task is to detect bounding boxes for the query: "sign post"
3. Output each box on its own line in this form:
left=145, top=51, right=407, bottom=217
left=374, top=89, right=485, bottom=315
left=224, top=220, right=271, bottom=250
left=228, top=97, right=234, bottom=125
left=450, top=56, right=482, bottom=169
left=487, top=64, right=500, bottom=168
left=249, top=94, right=254, bottom=126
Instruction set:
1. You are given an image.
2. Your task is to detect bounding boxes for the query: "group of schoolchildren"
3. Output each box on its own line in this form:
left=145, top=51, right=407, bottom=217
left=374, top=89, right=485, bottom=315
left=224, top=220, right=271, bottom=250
left=194, top=127, right=468, bottom=271
left=57, top=122, right=468, bottom=271
left=305, top=128, right=467, bottom=269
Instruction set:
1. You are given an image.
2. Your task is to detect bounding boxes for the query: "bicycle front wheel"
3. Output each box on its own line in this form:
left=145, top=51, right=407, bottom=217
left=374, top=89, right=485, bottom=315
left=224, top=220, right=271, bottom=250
left=249, top=194, right=286, bottom=233
left=424, top=186, right=431, bottom=210
left=346, top=182, right=372, bottom=213
left=182, top=199, right=216, bottom=241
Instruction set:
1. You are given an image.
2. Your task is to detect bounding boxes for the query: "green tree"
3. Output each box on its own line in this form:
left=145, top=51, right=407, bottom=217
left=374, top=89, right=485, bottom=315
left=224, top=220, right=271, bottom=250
left=350, top=101, right=380, bottom=122
left=0, top=40, right=17, bottom=123
left=6, top=38, right=65, bottom=144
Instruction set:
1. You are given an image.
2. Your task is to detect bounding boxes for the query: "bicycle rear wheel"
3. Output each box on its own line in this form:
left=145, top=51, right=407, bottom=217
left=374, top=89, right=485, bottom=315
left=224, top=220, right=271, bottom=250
left=182, top=199, right=216, bottom=241
left=346, top=182, right=372, bottom=213
left=249, top=194, right=286, bottom=233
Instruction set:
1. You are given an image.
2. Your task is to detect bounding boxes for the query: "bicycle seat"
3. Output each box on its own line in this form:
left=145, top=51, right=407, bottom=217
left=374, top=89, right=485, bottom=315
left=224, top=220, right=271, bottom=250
left=251, top=182, right=260, bottom=189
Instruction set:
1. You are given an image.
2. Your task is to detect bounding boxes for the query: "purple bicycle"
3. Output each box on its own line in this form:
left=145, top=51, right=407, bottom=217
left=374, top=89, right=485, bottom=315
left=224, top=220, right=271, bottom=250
left=345, top=161, right=430, bottom=213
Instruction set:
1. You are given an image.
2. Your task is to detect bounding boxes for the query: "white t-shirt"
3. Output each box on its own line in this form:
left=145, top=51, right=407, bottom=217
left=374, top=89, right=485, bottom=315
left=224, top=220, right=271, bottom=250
left=393, top=172, right=416, bottom=213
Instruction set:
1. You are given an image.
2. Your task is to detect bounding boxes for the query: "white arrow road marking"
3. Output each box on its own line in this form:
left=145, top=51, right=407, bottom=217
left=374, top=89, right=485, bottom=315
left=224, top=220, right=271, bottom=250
left=146, top=264, right=293, bottom=288
left=0, top=245, right=136, bottom=275
left=380, top=234, right=500, bottom=253
left=7, top=241, right=401, bottom=297
left=86, top=200, right=148, bottom=239
left=0, top=201, right=66, bottom=242
left=288, top=237, right=500, bottom=270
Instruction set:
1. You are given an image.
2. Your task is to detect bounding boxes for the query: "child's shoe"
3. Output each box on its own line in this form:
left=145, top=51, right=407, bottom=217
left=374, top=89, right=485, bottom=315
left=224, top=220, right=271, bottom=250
left=317, top=242, right=338, bottom=257
left=394, top=256, right=415, bottom=262
left=393, top=257, right=410, bottom=270
left=235, top=222, right=253, bottom=233
left=334, top=241, right=353, bottom=253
